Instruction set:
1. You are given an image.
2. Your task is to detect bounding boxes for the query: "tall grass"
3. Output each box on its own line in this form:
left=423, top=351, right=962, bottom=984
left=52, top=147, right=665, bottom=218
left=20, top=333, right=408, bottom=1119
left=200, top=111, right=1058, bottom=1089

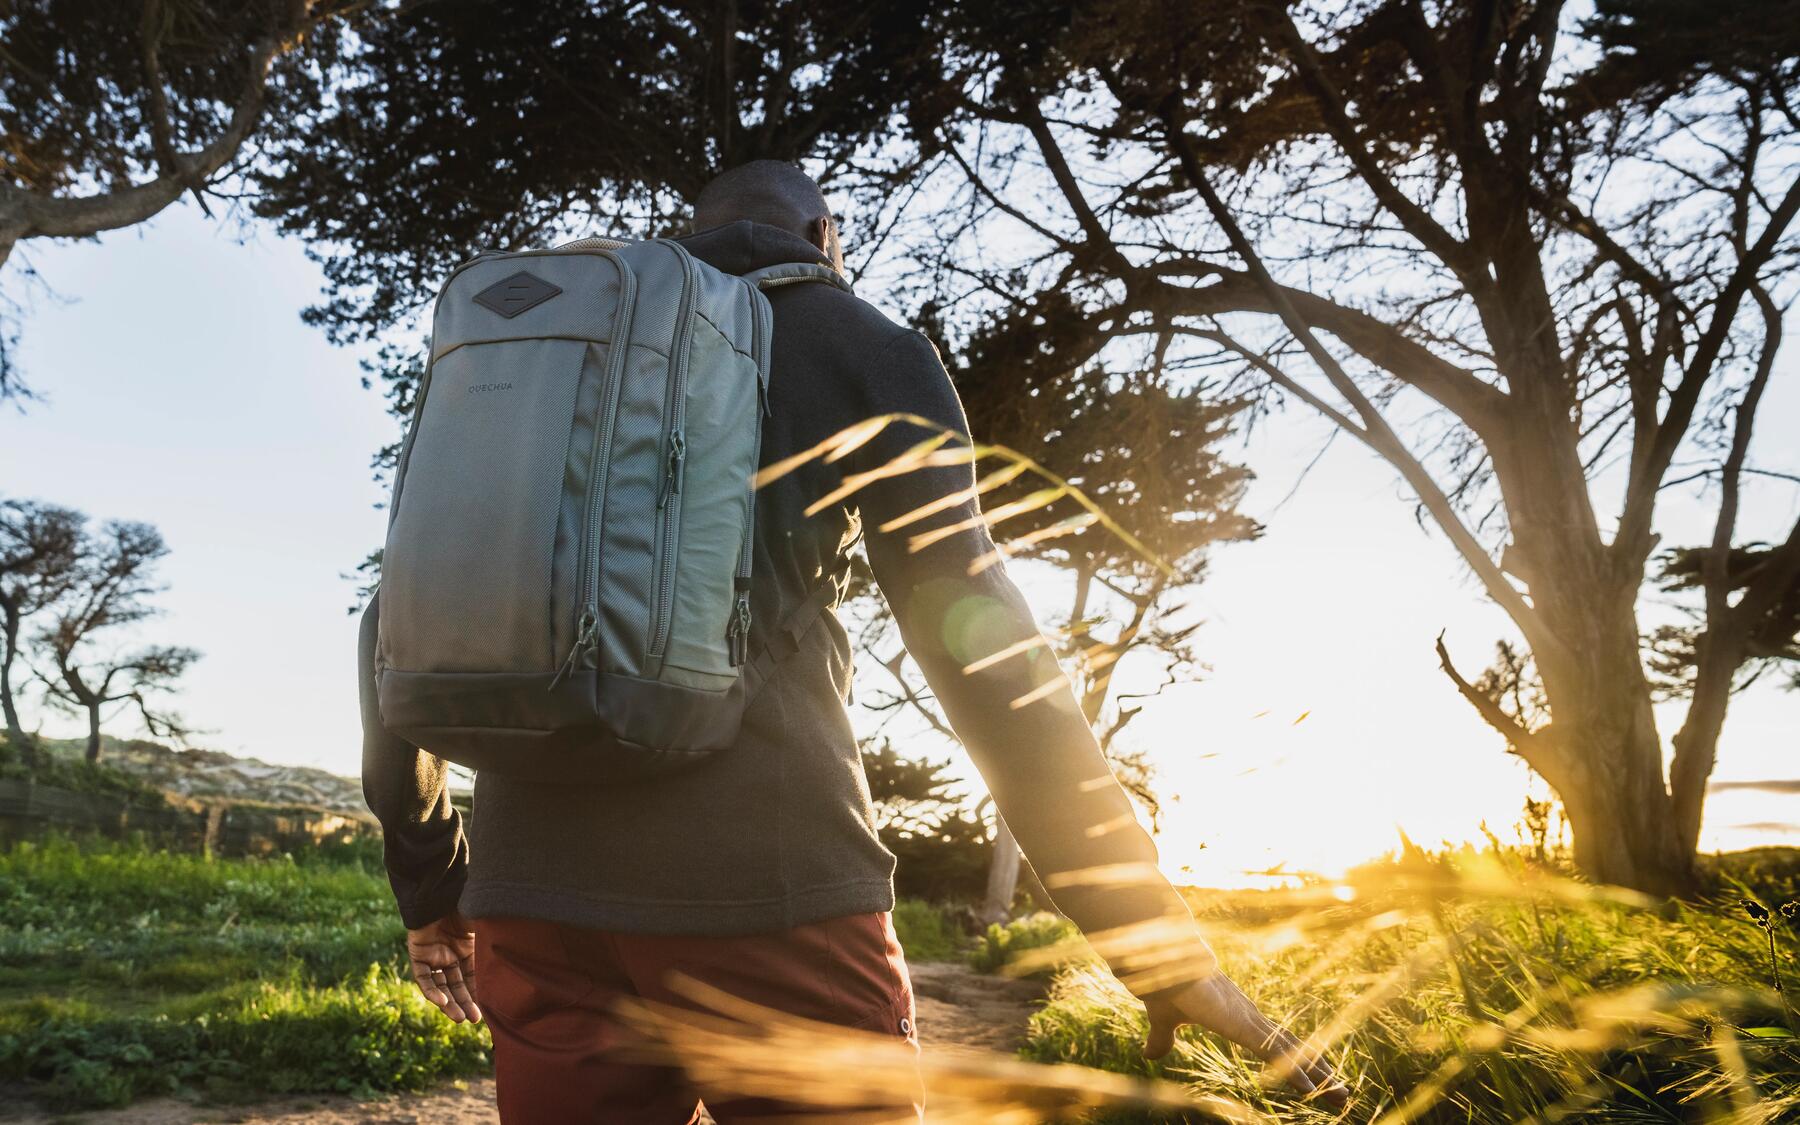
left=619, top=846, right=1799, bottom=1122
left=1012, top=847, right=1800, bottom=1121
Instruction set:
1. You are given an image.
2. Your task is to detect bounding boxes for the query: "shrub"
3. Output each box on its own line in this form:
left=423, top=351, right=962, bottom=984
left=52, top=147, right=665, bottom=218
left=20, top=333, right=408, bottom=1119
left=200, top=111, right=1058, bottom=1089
left=0, top=837, right=488, bottom=1110
left=891, top=898, right=965, bottom=962
left=968, top=912, right=1083, bottom=977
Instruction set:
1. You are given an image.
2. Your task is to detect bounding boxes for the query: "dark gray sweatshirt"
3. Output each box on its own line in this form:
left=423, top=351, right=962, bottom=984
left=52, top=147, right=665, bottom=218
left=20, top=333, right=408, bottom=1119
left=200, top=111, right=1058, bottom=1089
left=361, top=221, right=1200, bottom=973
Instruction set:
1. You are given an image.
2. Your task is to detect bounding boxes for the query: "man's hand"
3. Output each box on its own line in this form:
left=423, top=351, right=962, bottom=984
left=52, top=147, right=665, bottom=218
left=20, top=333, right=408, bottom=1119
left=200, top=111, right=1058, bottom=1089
left=406, top=911, right=482, bottom=1024
left=1144, top=972, right=1348, bottom=1111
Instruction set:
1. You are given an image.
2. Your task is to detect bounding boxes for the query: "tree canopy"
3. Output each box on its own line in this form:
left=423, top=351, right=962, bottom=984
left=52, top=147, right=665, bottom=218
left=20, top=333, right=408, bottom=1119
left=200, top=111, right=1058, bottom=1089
left=871, top=0, right=1800, bottom=893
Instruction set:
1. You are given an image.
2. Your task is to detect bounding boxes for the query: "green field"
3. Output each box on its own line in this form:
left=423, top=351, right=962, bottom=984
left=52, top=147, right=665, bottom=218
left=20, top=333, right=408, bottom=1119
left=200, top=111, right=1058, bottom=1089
left=2, top=836, right=1796, bottom=1120
left=0, top=837, right=489, bottom=1110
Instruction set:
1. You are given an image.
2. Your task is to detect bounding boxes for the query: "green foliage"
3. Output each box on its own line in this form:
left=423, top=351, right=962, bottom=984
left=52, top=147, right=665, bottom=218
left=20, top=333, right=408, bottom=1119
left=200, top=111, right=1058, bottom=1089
left=862, top=740, right=996, bottom=904
left=0, top=837, right=486, bottom=1110
left=890, top=898, right=966, bottom=963
left=969, top=912, right=1083, bottom=978
left=1, top=967, right=487, bottom=1110
left=1020, top=848, right=1800, bottom=1122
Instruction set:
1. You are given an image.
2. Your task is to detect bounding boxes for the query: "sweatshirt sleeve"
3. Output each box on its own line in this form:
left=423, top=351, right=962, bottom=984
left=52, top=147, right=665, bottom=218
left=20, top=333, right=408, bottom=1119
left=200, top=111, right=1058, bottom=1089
left=359, top=590, right=468, bottom=929
left=851, top=329, right=1213, bottom=992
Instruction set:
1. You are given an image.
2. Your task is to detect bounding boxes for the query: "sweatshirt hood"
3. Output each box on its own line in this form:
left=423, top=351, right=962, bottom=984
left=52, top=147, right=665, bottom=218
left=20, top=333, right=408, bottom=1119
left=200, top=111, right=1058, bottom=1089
left=677, top=220, right=836, bottom=278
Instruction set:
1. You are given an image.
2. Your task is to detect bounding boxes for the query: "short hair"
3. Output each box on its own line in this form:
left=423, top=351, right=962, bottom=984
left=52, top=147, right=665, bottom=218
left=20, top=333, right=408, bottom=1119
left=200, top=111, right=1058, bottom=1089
left=692, top=160, right=829, bottom=236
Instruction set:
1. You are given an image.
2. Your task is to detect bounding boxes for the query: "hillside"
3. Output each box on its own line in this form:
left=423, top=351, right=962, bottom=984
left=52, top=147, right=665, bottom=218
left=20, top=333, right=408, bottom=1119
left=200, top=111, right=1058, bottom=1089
left=25, top=736, right=373, bottom=819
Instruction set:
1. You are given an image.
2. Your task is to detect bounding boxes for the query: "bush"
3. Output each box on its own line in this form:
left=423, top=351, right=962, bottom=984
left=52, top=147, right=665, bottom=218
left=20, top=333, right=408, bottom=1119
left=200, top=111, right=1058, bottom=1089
left=0, top=837, right=487, bottom=1110
left=968, top=912, right=1083, bottom=977
left=891, top=898, right=965, bottom=962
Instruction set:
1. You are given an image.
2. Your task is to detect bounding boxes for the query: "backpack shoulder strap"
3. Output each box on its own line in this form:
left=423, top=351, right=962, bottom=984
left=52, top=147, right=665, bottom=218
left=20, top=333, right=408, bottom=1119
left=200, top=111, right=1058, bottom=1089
left=739, top=262, right=854, bottom=295
left=742, top=545, right=857, bottom=697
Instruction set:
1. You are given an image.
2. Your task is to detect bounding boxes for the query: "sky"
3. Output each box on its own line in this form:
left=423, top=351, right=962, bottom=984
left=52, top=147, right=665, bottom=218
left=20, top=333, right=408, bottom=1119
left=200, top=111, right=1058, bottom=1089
left=3, top=202, right=1795, bottom=887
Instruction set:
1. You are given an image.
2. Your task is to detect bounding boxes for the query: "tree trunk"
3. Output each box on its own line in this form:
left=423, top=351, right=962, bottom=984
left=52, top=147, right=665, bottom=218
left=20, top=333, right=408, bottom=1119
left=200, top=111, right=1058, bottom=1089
left=981, top=817, right=1023, bottom=924
left=1474, top=393, right=1702, bottom=897
left=84, top=704, right=103, bottom=764
left=1526, top=594, right=1699, bottom=897
left=0, top=605, right=30, bottom=759
left=1668, top=632, right=1739, bottom=859
left=1548, top=705, right=1696, bottom=897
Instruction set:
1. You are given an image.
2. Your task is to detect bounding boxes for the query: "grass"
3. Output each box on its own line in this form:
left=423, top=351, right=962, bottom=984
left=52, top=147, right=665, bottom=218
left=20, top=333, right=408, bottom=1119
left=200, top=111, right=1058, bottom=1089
left=1013, top=845, right=1800, bottom=1122
left=893, top=897, right=968, bottom=962
left=7, top=831, right=1798, bottom=1121
left=0, top=836, right=487, bottom=1110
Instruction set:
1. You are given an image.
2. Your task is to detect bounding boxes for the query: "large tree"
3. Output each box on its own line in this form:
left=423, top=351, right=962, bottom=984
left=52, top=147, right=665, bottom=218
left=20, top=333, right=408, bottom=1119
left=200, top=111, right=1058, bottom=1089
left=0, top=498, right=84, bottom=758
left=32, top=520, right=197, bottom=763
left=895, top=0, right=1800, bottom=894
left=251, top=0, right=943, bottom=471
left=0, top=0, right=344, bottom=400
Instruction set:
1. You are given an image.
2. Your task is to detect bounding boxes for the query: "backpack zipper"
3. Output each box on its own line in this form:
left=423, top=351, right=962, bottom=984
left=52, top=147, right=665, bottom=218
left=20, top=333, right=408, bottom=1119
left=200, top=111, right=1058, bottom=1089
left=647, top=242, right=700, bottom=661
left=726, top=286, right=774, bottom=665
left=548, top=250, right=636, bottom=689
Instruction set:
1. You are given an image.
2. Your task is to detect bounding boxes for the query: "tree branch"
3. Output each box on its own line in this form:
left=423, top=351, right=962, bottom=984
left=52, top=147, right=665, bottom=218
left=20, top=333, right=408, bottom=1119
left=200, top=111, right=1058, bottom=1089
left=0, top=0, right=310, bottom=264
left=1619, top=170, right=1800, bottom=552
left=1435, top=631, right=1565, bottom=785
left=1157, top=102, right=1559, bottom=660
left=1269, top=6, right=1491, bottom=294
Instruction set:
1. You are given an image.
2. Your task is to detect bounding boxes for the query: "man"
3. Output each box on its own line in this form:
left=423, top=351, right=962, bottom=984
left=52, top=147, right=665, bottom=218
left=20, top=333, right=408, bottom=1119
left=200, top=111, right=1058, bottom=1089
left=362, top=160, right=1344, bottom=1121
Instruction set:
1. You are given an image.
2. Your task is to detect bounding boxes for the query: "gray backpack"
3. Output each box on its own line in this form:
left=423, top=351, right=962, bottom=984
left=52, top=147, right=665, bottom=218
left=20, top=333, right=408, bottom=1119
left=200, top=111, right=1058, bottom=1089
left=375, top=237, right=849, bottom=781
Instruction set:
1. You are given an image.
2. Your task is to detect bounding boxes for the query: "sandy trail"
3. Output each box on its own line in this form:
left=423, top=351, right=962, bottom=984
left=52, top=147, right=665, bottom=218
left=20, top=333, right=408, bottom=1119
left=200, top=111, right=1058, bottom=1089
left=7, top=962, right=1042, bottom=1124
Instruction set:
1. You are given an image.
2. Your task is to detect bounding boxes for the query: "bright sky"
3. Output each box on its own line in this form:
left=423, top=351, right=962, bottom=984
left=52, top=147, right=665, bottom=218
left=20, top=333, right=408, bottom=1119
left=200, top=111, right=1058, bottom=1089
left=4, top=204, right=1795, bottom=886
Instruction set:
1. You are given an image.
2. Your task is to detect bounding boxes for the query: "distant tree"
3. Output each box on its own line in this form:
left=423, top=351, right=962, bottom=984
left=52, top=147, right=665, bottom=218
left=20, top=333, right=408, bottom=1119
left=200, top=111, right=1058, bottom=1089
left=31, top=520, right=197, bottom=763
left=0, top=498, right=84, bottom=759
left=250, top=0, right=942, bottom=474
left=853, top=361, right=1256, bottom=920
left=861, top=739, right=994, bottom=903
left=897, top=0, right=1800, bottom=895
left=861, top=738, right=964, bottom=836
left=0, top=0, right=345, bottom=400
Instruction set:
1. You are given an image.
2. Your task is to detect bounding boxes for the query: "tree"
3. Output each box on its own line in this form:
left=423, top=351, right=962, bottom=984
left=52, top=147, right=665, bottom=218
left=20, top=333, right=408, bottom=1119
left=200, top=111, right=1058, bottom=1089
left=250, top=0, right=944, bottom=473
left=0, top=0, right=344, bottom=400
left=0, top=498, right=83, bottom=759
left=861, top=738, right=995, bottom=902
left=1647, top=545, right=1800, bottom=696
left=32, top=520, right=197, bottom=763
left=852, top=359, right=1257, bottom=918
left=890, top=0, right=1800, bottom=895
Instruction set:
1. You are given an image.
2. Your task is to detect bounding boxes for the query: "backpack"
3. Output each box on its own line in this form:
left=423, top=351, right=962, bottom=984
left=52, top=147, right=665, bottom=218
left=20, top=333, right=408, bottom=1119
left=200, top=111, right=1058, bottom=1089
left=375, top=236, right=850, bottom=781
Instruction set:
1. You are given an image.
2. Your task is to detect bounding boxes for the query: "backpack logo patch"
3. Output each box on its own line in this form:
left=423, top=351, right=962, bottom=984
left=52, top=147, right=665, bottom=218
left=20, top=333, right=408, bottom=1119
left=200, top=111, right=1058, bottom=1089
left=473, top=271, right=562, bottom=318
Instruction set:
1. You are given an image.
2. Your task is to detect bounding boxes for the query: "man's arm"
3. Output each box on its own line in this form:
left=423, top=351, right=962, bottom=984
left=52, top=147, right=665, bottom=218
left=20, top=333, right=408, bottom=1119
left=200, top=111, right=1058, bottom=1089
left=359, top=591, right=481, bottom=1023
left=358, top=589, right=468, bottom=928
left=851, top=329, right=1198, bottom=966
left=850, top=330, right=1344, bottom=1104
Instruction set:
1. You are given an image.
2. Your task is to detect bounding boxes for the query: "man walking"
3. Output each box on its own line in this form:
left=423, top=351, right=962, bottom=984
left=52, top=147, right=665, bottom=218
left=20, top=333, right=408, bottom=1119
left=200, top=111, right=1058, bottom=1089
left=362, top=160, right=1343, bottom=1122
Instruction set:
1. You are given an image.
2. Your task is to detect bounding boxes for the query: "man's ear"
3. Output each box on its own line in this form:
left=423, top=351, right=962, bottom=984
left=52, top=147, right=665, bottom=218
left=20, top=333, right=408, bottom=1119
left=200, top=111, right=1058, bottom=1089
left=807, top=214, right=832, bottom=255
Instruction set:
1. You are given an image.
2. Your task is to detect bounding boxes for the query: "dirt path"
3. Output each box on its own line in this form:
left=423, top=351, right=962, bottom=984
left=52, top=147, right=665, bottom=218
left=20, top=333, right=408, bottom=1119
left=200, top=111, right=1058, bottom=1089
left=8, top=963, right=1041, bottom=1124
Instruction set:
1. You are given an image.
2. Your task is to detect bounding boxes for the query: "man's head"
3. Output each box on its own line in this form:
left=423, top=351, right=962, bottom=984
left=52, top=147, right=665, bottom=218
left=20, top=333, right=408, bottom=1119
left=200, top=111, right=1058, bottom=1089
left=692, top=160, right=843, bottom=272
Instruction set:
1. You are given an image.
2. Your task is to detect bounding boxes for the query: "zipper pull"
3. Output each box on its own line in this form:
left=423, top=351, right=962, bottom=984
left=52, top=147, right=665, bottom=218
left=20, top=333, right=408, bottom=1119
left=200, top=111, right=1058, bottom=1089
left=658, top=431, right=686, bottom=509
left=548, top=609, right=598, bottom=690
left=726, top=591, right=752, bottom=667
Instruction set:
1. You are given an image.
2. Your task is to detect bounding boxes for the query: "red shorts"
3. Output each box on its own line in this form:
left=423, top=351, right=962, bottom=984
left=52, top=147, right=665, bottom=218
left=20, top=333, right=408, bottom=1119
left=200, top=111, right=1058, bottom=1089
left=475, top=912, right=920, bottom=1124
